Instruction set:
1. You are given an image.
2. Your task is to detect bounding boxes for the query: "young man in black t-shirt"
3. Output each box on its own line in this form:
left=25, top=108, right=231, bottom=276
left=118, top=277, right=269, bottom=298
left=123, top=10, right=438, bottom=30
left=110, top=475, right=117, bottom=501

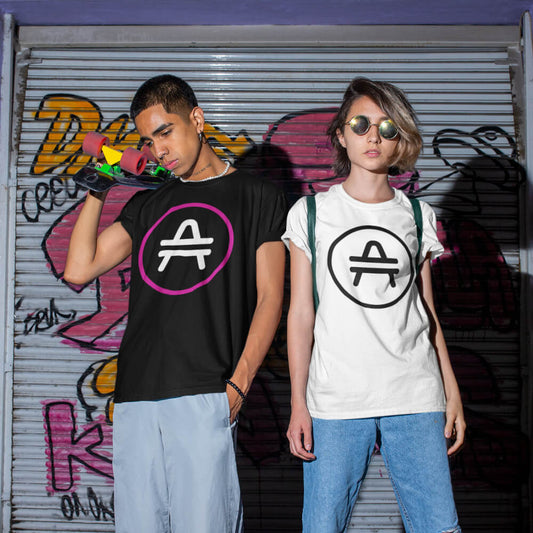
left=64, top=75, right=287, bottom=532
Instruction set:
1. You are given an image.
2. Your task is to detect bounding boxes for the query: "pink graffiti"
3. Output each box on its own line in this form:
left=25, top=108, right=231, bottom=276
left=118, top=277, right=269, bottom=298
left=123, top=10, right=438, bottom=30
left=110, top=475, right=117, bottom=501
left=43, top=187, right=137, bottom=352
left=42, top=400, right=113, bottom=493
left=263, top=109, right=338, bottom=194
left=263, top=109, right=420, bottom=196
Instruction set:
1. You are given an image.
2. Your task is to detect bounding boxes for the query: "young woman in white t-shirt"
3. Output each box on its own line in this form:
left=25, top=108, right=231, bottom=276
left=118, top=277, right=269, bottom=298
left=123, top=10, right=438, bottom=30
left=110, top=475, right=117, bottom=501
left=283, top=77, right=466, bottom=533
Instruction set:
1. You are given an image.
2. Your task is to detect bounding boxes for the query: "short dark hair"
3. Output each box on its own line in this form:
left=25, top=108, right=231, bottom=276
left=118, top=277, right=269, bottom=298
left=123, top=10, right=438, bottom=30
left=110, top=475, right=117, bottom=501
left=327, top=77, right=423, bottom=176
left=130, top=74, right=198, bottom=120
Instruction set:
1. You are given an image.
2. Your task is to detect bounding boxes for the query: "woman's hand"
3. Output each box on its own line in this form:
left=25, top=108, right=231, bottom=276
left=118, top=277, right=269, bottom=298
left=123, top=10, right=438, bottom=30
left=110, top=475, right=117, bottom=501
left=287, top=404, right=316, bottom=461
left=445, top=394, right=466, bottom=455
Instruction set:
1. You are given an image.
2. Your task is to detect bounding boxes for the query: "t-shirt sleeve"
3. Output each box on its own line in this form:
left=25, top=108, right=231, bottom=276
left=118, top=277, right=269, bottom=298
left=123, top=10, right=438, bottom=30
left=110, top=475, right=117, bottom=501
left=114, top=189, right=150, bottom=238
left=420, top=201, right=444, bottom=262
left=281, top=196, right=312, bottom=262
left=256, top=181, right=288, bottom=247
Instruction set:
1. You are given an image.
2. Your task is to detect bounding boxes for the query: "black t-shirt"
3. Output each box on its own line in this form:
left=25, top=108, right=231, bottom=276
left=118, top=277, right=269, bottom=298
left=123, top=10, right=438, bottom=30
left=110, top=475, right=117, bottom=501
left=114, top=169, right=287, bottom=403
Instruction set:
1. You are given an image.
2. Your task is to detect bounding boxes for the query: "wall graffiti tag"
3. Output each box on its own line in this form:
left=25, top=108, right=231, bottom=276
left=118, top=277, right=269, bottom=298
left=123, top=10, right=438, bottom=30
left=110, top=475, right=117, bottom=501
left=42, top=400, right=113, bottom=493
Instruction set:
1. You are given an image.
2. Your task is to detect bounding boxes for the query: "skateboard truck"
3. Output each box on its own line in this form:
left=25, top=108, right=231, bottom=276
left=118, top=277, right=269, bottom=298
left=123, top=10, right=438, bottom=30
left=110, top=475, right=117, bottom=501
left=73, top=132, right=175, bottom=192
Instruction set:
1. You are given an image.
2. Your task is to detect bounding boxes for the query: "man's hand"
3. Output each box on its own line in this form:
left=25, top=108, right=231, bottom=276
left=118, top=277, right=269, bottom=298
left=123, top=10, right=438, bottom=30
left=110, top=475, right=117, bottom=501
left=225, top=383, right=245, bottom=424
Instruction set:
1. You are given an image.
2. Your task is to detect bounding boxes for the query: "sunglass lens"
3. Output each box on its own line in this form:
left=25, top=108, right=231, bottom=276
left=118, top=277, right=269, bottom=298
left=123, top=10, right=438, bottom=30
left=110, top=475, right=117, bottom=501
left=349, top=115, right=370, bottom=135
left=379, top=120, right=398, bottom=140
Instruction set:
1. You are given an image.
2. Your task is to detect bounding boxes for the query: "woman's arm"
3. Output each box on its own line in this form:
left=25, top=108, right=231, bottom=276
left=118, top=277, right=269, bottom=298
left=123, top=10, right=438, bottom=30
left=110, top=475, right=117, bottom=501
left=418, top=256, right=466, bottom=455
left=286, top=242, right=317, bottom=460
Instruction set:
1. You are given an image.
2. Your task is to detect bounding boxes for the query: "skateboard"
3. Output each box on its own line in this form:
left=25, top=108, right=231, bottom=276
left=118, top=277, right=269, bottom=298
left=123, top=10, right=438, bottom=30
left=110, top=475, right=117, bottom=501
left=73, top=132, right=175, bottom=192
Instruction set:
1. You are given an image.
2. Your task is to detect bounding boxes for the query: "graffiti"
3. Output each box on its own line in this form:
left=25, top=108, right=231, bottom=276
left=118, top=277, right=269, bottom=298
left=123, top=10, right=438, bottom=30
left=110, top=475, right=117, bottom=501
left=77, top=356, right=117, bottom=424
left=42, top=400, right=113, bottom=493
left=60, top=487, right=114, bottom=522
left=30, top=93, right=254, bottom=179
left=425, top=127, right=521, bottom=332
left=23, top=298, right=77, bottom=334
left=261, top=108, right=422, bottom=203
left=31, top=94, right=137, bottom=176
left=41, top=190, right=134, bottom=352
left=261, top=108, right=337, bottom=199
left=21, top=174, right=83, bottom=223
left=417, top=126, right=525, bottom=215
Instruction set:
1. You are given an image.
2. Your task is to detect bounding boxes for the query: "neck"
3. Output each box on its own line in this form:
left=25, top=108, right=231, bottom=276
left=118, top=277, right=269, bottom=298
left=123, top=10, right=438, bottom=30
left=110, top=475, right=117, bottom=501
left=342, top=171, right=393, bottom=203
left=181, top=146, right=232, bottom=182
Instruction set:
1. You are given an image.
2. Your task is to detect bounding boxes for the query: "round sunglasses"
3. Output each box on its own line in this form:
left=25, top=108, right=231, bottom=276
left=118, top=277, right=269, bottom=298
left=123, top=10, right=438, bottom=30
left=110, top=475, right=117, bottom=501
left=346, top=115, right=399, bottom=140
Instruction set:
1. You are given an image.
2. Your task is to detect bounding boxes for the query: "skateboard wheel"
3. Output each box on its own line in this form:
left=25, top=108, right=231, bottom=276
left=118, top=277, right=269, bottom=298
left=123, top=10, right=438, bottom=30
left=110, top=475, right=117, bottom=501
left=82, top=132, right=110, bottom=159
left=120, top=148, right=148, bottom=175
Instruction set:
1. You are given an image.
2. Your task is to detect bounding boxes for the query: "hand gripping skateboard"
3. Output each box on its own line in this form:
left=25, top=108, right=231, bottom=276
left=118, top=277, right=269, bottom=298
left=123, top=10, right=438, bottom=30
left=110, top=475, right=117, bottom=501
left=73, top=132, right=175, bottom=192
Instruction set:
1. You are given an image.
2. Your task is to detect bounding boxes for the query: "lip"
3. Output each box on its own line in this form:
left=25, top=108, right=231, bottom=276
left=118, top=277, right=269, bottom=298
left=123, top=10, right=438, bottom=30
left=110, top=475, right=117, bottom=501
left=163, top=159, right=179, bottom=170
left=364, top=150, right=381, bottom=157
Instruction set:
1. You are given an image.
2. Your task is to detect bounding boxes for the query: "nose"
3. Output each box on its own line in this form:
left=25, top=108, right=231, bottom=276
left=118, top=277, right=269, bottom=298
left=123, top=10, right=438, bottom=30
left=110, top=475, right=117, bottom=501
left=367, top=123, right=381, bottom=143
left=153, top=140, right=168, bottom=161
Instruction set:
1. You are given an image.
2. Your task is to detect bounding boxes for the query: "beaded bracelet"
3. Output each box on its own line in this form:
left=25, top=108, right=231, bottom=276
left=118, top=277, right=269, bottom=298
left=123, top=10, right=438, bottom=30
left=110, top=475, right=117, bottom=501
left=225, top=379, right=246, bottom=402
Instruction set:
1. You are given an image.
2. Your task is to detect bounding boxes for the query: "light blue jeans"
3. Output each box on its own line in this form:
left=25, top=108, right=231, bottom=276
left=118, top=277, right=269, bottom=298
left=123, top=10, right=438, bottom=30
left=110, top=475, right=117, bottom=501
left=113, top=393, right=243, bottom=533
left=303, top=412, right=461, bottom=533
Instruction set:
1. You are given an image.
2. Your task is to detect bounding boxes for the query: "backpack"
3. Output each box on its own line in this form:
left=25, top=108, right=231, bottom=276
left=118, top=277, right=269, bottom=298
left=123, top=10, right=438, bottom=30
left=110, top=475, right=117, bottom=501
left=306, top=194, right=423, bottom=310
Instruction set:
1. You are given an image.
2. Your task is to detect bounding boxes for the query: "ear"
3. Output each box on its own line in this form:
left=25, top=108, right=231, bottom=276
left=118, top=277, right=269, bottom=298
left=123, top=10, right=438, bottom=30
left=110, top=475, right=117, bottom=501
left=336, top=128, right=346, bottom=148
left=190, top=106, right=205, bottom=133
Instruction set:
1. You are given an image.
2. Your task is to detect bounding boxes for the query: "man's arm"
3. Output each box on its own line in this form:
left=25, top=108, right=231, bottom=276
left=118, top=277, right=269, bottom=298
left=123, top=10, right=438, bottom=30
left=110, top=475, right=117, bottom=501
left=225, top=240, right=285, bottom=422
left=418, top=256, right=466, bottom=455
left=64, top=191, right=132, bottom=285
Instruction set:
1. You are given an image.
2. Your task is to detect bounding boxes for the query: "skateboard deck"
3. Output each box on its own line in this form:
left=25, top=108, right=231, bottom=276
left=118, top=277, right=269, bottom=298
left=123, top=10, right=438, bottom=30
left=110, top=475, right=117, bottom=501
left=73, top=132, right=175, bottom=192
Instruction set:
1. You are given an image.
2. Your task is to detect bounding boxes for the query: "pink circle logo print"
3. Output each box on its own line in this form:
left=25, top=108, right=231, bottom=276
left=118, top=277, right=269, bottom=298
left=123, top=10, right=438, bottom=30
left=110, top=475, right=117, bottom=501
left=139, top=203, right=234, bottom=295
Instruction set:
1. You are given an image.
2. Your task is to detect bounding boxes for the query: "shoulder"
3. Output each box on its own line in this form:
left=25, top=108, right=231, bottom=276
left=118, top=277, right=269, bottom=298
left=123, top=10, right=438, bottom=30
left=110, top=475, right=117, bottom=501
left=395, top=189, right=436, bottom=216
left=313, top=184, right=341, bottom=213
left=411, top=195, right=438, bottom=223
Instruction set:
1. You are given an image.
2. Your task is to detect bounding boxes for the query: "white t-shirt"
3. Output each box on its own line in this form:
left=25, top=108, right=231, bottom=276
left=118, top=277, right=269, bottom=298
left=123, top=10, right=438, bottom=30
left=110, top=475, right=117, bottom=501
left=282, top=184, right=447, bottom=419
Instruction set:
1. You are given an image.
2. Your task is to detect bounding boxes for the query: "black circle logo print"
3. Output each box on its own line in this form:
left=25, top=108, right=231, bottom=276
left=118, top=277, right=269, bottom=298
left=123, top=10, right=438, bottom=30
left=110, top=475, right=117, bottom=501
left=327, top=225, right=414, bottom=309
left=139, top=203, right=234, bottom=295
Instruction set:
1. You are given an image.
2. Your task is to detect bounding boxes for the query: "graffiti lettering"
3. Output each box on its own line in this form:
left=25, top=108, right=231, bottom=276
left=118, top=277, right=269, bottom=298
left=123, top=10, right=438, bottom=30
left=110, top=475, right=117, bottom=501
left=60, top=487, right=114, bottom=522
left=32, top=94, right=102, bottom=176
left=204, top=123, right=253, bottom=159
left=30, top=93, right=253, bottom=182
left=42, top=401, right=113, bottom=493
left=23, top=298, right=77, bottom=334
left=21, top=175, right=82, bottom=223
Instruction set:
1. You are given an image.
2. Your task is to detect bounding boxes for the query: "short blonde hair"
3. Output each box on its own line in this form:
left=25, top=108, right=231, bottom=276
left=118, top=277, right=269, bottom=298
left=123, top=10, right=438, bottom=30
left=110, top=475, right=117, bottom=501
left=327, top=77, right=423, bottom=176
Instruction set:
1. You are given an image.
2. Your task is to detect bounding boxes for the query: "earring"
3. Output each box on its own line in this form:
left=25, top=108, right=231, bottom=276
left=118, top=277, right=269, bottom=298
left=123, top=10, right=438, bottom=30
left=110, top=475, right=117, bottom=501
left=198, top=132, right=203, bottom=141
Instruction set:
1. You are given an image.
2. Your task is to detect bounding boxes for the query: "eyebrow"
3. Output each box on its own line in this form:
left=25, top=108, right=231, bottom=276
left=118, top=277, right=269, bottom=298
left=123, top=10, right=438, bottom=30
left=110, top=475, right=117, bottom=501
left=139, top=122, right=174, bottom=143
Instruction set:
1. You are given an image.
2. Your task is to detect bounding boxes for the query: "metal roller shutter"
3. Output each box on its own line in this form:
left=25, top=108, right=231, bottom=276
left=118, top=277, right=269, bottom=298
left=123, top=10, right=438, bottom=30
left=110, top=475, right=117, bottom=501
left=6, top=28, right=526, bottom=532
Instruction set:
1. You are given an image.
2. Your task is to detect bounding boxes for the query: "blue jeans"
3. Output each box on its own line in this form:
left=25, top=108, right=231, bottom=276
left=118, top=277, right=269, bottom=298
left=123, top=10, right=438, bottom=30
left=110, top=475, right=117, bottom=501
left=303, top=412, right=461, bottom=533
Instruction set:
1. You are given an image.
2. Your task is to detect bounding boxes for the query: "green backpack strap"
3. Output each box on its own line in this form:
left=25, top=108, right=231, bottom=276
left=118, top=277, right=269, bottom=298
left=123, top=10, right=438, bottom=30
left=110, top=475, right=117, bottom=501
left=409, top=196, right=423, bottom=274
left=306, top=195, right=319, bottom=310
